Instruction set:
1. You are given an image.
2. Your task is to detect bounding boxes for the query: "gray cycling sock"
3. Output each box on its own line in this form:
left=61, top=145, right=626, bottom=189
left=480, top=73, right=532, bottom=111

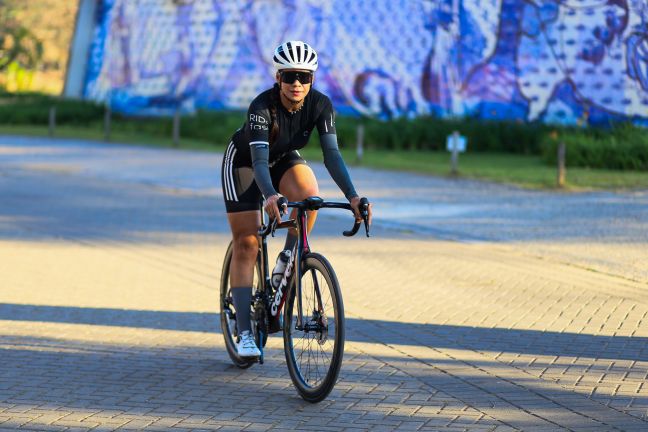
left=231, top=287, right=252, bottom=334
left=283, top=231, right=297, bottom=252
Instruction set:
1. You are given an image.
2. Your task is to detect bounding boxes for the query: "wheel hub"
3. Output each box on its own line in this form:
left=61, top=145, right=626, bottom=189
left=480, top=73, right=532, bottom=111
left=302, top=310, right=328, bottom=345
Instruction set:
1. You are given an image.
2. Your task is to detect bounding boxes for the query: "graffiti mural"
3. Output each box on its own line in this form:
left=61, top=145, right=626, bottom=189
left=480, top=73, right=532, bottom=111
left=84, top=0, right=648, bottom=125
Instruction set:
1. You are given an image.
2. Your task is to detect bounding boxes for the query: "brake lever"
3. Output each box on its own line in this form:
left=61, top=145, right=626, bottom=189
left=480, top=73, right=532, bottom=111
left=273, top=197, right=288, bottom=237
left=270, top=217, right=279, bottom=237
left=343, top=198, right=371, bottom=237
left=363, top=216, right=370, bottom=237
left=360, top=198, right=370, bottom=237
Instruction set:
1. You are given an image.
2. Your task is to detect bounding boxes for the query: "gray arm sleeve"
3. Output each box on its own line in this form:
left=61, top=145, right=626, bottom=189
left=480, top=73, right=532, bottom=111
left=250, top=143, right=278, bottom=199
left=320, top=134, right=358, bottom=201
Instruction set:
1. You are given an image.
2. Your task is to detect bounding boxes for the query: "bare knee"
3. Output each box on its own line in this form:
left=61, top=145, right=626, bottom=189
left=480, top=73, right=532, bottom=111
left=280, top=165, right=319, bottom=201
left=232, top=235, right=258, bottom=263
left=305, top=184, right=319, bottom=198
left=294, top=184, right=319, bottom=201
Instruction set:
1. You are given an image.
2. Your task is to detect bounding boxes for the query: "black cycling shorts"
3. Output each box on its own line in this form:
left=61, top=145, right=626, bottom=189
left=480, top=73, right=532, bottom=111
left=221, top=142, right=307, bottom=213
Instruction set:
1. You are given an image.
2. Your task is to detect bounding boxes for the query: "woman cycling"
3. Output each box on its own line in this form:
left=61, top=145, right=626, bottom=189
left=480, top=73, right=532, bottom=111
left=222, top=40, right=372, bottom=358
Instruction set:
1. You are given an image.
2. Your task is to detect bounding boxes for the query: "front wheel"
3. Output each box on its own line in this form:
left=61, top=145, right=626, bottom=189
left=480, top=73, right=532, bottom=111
left=283, top=253, right=345, bottom=402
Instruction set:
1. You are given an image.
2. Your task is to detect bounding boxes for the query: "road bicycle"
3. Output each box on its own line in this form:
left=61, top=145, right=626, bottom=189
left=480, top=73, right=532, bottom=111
left=220, top=196, right=370, bottom=402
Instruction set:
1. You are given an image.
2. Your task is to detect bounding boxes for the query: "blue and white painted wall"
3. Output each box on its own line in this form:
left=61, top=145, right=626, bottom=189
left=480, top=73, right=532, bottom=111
left=83, top=0, right=648, bottom=126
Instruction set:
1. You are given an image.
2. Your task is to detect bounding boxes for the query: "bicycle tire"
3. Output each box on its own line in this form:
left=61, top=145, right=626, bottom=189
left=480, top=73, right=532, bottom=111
left=283, top=253, right=345, bottom=402
left=220, top=241, right=263, bottom=369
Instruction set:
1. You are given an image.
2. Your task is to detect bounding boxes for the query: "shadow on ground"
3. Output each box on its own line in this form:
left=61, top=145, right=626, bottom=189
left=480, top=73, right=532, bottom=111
left=2, top=303, right=647, bottom=363
left=0, top=330, right=646, bottom=430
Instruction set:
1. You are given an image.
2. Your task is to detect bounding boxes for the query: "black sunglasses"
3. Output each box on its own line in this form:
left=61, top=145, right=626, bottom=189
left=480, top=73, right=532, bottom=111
left=280, top=71, right=313, bottom=84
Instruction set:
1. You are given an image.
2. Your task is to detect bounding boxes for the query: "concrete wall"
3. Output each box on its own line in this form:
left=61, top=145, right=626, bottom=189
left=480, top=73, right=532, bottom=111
left=64, top=0, right=98, bottom=98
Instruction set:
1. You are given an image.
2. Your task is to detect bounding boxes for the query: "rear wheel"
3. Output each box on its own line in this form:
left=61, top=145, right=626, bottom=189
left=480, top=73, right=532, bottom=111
left=220, top=241, right=263, bottom=368
left=283, top=253, right=345, bottom=402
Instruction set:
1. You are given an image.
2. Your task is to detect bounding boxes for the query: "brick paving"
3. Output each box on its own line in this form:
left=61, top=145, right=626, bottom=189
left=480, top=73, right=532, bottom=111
left=1, top=136, right=648, bottom=431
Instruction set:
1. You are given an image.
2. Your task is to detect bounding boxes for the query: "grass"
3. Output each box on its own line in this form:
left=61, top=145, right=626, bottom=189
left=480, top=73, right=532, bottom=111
left=2, top=124, right=647, bottom=191
left=343, top=148, right=648, bottom=191
left=0, top=123, right=222, bottom=152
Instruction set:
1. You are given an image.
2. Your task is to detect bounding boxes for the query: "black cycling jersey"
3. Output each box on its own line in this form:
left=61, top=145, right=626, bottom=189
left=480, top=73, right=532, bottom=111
left=231, top=87, right=337, bottom=166
left=222, top=85, right=357, bottom=210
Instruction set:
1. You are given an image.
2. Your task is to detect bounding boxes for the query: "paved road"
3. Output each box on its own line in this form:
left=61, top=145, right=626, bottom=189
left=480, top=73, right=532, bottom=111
left=2, top=135, right=646, bottom=283
left=1, top=135, right=647, bottom=431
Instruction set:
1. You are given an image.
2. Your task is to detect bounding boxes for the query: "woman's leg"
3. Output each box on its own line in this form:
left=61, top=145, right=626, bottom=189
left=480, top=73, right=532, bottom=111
left=227, top=210, right=261, bottom=338
left=278, top=163, right=319, bottom=237
left=227, top=210, right=261, bottom=286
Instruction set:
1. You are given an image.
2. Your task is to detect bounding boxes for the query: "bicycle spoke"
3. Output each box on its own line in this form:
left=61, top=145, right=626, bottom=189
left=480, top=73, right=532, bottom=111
left=301, top=282, right=328, bottom=387
left=319, top=344, right=331, bottom=362
left=298, top=335, right=306, bottom=365
left=309, top=337, right=319, bottom=385
left=307, top=336, right=313, bottom=383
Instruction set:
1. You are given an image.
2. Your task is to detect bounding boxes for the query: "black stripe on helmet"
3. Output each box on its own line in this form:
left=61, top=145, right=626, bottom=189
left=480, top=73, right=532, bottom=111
left=286, top=42, right=295, bottom=62
left=277, top=49, right=290, bottom=63
left=296, top=45, right=302, bottom=63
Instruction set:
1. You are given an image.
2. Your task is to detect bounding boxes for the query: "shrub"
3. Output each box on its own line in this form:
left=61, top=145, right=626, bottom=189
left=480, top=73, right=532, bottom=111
left=1, top=92, right=646, bottom=171
left=181, top=110, right=245, bottom=144
left=0, top=92, right=104, bottom=125
left=336, top=115, right=547, bottom=153
left=541, top=124, right=648, bottom=171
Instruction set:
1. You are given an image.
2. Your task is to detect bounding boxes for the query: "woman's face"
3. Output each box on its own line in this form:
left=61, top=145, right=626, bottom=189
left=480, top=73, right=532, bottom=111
left=276, top=69, right=313, bottom=104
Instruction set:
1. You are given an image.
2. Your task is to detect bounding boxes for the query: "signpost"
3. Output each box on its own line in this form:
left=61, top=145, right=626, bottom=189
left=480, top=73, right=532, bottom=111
left=173, top=110, right=181, bottom=147
left=446, top=131, right=467, bottom=175
left=356, top=123, right=364, bottom=164
left=48, top=106, right=56, bottom=138
left=557, top=141, right=566, bottom=187
left=104, top=104, right=111, bottom=141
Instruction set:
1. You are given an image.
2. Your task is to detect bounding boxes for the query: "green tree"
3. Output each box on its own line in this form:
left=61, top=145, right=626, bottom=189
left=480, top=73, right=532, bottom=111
left=0, top=0, right=44, bottom=73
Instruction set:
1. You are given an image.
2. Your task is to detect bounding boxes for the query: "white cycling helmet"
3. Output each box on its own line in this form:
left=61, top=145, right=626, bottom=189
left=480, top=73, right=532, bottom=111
left=273, top=41, right=318, bottom=72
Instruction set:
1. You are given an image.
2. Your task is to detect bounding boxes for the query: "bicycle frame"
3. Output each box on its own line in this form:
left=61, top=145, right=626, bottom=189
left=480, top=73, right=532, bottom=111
left=259, top=203, right=311, bottom=331
left=258, top=196, right=369, bottom=336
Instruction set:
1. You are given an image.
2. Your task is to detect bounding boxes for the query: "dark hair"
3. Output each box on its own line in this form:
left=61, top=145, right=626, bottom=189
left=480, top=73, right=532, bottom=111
left=269, top=83, right=280, bottom=147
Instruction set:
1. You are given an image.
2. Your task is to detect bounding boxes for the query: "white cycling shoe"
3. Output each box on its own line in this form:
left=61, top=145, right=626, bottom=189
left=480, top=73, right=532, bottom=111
left=237, top=330, right=261, bottom=358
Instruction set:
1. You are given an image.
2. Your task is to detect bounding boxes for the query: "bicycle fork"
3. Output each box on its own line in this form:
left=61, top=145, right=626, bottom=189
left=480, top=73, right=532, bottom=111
left=262, top=207, right=325, bottom=345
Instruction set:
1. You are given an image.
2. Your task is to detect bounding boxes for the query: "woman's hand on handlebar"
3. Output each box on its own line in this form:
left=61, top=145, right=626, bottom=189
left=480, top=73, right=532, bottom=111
left=350, top=196, right=372, bottom=226
left=264, top=194, right=287, bottom=221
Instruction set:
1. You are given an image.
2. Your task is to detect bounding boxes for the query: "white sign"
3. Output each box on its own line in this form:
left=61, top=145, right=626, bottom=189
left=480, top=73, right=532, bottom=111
left=446, top=134, right=467, bottom=153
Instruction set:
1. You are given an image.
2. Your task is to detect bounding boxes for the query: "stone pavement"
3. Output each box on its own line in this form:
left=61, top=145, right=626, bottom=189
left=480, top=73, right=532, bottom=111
left=1, top=136, right=648, bottom=431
